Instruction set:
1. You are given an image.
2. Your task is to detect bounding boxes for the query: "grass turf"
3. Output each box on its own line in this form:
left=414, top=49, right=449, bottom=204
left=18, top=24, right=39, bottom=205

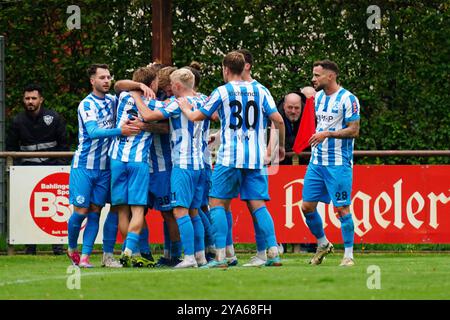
left=0, top=253, right=449, bottom=300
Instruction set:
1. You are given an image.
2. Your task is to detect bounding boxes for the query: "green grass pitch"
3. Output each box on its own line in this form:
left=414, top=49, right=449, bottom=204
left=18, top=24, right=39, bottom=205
left=1, top=253, right=449, bottom=300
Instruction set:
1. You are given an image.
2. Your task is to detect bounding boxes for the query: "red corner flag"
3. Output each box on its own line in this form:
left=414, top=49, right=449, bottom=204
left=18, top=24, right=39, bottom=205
left=293, top=97, right=316, bottom=154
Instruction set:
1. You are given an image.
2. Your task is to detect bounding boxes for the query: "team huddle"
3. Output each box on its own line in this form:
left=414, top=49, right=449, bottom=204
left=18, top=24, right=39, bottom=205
left=66, top=49, right=361, bottom=269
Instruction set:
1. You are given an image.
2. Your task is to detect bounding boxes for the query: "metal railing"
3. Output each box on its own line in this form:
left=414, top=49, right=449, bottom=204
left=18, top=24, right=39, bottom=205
left=286, top=150, right=450, bottom=165
left=1, top=150, right=449, bottom=162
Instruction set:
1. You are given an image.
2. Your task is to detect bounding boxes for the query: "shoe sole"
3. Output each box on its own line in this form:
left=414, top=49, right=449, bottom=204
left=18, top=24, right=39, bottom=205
left=200, top=264, right=228, bottom=269
left=133, top=263, right=156, bottom=268
left=174, top=264, right=198, bottom=269
left=79, top=264, right=94, bottom=268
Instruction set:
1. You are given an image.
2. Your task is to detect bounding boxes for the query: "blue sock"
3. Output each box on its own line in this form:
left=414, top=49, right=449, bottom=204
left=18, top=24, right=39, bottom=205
left=253, top=206, right=277, bottom=248
left=198, top=208, right=214, bottom=247
left=176, top=215, right=195, bottom=256
left=252, top=218, right=267, bottom=252
left=125, top=232, right=140, bottom=254
left=102, top=211, right=118, bottom=254
left=163, top=221, right=171, bottom=255
left=139, top=227, right=151, bottom=255
left=121, top=241, right=126, bottom=252
left=225, top=211, right=233, bottom=246
left=68, top=211, right=86, bottom=250
left=210, top=206, right=228, bottom=250
left=171, top=240, right=182, bottom=259
left=81, top=212, right=100, bottom=255
left=304, top=210, right=325, bottom=239
left=191, top=215, right=205, bottom=253
left=339, top=214, right=355, bottom=248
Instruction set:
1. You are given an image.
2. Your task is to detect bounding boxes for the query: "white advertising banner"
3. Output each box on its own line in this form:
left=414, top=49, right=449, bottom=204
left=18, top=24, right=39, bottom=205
left=9, top=166, right=109, bottom=244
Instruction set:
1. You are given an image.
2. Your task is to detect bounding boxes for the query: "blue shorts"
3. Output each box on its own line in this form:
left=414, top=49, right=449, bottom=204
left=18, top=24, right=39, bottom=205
left=110, top=159, right=149, bottom=206
left=148, top=170, right=172, bottom=212
left=200, top=166, right=212, bottom=207
left=69, top=167, right=110, bottom=208
left=171, top=167, right=203, bottom=209
left=302, top=163, right=353, bottom=207
left=209, top=164, right=270, bottom=201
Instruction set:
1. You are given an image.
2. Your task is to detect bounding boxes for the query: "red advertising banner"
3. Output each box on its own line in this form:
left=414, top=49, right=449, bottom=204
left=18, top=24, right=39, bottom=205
left=147, top=165, right=450, bottom=244
left=11, top=165, right=450, bottom=244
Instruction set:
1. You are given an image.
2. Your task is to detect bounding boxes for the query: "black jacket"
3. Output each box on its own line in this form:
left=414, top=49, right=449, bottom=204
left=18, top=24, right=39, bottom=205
left=6, top=107, right=69, bottom=165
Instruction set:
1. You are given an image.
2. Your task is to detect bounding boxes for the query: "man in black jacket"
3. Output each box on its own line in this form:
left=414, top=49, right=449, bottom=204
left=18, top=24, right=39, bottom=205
left=6, top=83, right=69, bottom=255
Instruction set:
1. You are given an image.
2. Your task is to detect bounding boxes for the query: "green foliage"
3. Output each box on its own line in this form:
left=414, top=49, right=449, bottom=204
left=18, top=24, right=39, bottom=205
left=1, top=0, right=449, bottom=163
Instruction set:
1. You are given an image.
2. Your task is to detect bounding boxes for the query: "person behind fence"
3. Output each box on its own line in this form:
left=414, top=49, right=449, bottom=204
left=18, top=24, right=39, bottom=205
left=67, top=64, right=140, bottom=268
left=6, top=83, right=69, bottom=255
left=270, top=91, right=306, bottom=165
left=268, top=90, right=318, bottom=254
left=301, top=59, right=360, bottom=267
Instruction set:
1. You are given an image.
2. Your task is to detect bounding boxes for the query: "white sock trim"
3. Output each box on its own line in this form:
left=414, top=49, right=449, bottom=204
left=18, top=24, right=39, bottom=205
left=226, top=245, right=235, bottom=257
left=344, top=247, right=354, bottom=259
left=257, top=250, right=267, bottom=260
left=317, top=236, right=328, bottom=247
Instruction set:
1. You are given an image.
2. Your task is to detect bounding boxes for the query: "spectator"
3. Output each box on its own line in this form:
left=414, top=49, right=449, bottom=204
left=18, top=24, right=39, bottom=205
left=270, top=90, right=318, bottom=253
left=270, top=91, right=307, bottom=165
left=6, top=83, right=69, bottom=255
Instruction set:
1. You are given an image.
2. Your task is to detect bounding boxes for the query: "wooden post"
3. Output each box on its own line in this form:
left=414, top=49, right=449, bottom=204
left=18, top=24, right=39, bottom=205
left=152, top=0, right=172, bottom=65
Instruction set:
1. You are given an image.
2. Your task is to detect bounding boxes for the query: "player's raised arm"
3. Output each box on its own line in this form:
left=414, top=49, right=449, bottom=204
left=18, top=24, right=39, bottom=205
left=85, top=120, right=140, bottom=139
left=177, top=97, right=207, bottom=121
left=80, top=99, right=140, bottom=139
left=129, top=90, right=165, bottom=122
left=114, top=80, right=156, bottom=99
left=127, top=117, right=169, bottom=134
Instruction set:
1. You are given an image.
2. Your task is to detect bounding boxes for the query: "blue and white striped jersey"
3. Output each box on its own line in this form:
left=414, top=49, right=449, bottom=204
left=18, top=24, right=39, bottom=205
left=109, top=91, right=162, bottom=163
left=72, top=93, right=116, bottom=170
left=148, top=132, right=172, bottom=173
left=159, top=96, right=204, bottom=170
left=200, top=80, right=277, bottom=169
left=197, top=93, right=212, bottom=167
left=310, top=87, right=360, bottom=166
left=148, top=96, right=172, bottom=174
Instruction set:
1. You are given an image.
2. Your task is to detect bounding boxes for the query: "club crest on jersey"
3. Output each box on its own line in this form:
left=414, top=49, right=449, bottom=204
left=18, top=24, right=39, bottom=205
left=76, top=195, right=85, bottom=204
left=43, top=115, right=54, bottom=126
left=331, top=101, right=340, bottom=113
